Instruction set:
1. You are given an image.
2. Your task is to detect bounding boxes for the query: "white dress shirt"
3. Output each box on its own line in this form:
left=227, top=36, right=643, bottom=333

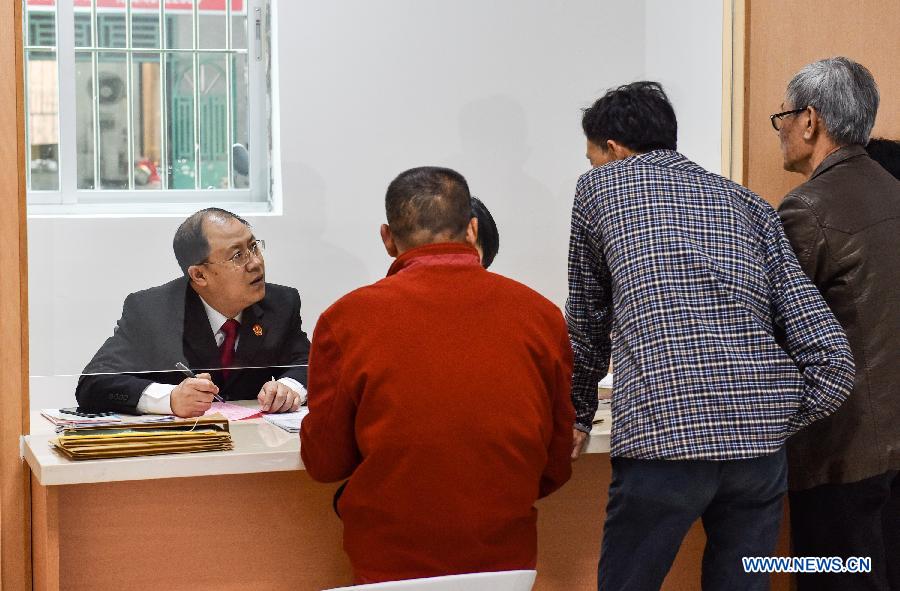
left=136, top=296, right=307, bottom=414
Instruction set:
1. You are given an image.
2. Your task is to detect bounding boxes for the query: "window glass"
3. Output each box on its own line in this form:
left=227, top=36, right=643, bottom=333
left=24, top=0, right=267, bottom=212
left=24, top=2, right=59, bottom=192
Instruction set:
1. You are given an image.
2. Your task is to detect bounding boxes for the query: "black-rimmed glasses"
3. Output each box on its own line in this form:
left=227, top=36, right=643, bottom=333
left=201, top=239, right=266, bottom=269
left=770, top=108, right=807, bottom=131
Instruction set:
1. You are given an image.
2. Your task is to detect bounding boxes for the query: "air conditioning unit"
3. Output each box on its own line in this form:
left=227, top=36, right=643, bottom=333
left=77, top=67, right=129, bottom=188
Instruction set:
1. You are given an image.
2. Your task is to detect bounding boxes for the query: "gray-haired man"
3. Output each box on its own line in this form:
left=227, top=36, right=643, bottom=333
left=775, top=57, right=900, bottom=591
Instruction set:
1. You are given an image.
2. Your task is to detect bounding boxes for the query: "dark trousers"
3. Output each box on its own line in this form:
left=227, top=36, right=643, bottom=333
left=790, top=470, right=900, bottom=591
left=597, top=449, right=787, bottom=591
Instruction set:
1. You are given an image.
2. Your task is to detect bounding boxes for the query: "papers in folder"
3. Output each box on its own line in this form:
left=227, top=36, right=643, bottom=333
left=263, top=408, right=309, bottom=433
left=52, top=415, right=233, bottom=460
left=41, top=409, right=177, bottom=429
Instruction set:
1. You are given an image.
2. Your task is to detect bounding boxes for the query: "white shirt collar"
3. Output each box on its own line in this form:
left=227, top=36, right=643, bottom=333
left=198, top=296, right=243, bottom=335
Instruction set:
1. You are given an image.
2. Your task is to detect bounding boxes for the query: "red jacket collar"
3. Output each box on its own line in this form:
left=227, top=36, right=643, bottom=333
left=386, top=243, right=482, bottom=277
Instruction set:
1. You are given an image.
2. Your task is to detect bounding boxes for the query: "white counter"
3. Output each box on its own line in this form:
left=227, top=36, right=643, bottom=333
left=25, top=402, right=612, bottom=486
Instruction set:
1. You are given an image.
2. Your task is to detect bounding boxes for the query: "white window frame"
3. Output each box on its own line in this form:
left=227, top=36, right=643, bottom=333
left=25, top=0, right=276, bottom=217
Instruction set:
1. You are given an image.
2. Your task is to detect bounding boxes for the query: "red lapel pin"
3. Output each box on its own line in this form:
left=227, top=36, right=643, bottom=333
left=252, top=323, right=264, bottom=337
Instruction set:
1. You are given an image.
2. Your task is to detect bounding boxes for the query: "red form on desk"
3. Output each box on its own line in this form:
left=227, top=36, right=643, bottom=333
left=204, top=402, right=263, bottom=421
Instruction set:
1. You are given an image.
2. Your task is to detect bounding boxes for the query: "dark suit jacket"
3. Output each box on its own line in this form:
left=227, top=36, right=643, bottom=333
left=76, top=277, right=311, bottom=414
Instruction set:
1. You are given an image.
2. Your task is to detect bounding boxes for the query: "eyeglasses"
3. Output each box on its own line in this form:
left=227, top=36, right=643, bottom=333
left=201, top=239, right=266, bottom=269
left=770, top=107, right=807, bottom=131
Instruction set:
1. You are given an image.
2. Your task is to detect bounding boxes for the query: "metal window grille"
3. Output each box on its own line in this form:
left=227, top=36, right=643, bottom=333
left=23, top=0, right=271, bottom=215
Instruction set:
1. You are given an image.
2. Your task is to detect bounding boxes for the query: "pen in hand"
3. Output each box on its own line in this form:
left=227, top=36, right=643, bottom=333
left=175, top=362, right=225, bottom=403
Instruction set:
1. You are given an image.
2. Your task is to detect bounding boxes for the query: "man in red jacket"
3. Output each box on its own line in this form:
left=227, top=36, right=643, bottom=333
left=301, top=166, right=575, bottom=584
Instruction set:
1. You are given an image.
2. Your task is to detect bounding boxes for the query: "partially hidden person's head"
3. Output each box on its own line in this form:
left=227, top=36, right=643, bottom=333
left=776, top=57, right=879, bottom=176
left=381, top=166, right=477, bottom=257
left=470, top=196, right=499, bottom=269
left=581, top=81, right=677, bottom=168
left=173, top=208, right=266, bottom=317
left=865, top=138, right=900, bottom=180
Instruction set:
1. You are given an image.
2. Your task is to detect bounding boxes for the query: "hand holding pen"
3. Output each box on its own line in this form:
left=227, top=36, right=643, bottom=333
left=171, top=362, right=223, bottom=418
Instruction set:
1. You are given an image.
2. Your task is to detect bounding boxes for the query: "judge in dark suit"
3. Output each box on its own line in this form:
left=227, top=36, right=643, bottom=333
left=76, top=208, right=310, bottom=418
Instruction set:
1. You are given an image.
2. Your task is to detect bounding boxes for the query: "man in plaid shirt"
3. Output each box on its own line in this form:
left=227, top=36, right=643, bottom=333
left=567, top=81, right=855, bottom=591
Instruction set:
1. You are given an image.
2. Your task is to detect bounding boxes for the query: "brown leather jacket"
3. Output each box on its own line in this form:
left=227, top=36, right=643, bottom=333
left=778, top=145, right=900, bottom=490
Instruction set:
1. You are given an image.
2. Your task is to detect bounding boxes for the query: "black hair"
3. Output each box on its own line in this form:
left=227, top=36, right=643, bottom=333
left=865, top=138, right=900, bottom=180
left=173, top=208, right=250, bottom=276
left=385, top=167, right=472, bottom=247
left=581, top=81, right=677, bottom=153
left=471, top=196, right=499, bottom=268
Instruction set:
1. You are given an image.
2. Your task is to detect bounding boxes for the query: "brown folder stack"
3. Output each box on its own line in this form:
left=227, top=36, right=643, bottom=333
left=52, top=415, right=233, bottom=460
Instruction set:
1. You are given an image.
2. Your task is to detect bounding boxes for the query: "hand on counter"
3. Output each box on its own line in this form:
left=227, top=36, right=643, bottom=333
left=258, top=380, right=302, bottom=413
left=171, top=372, right=217, bottom=418
left=571, top=428, right=588, bottom=460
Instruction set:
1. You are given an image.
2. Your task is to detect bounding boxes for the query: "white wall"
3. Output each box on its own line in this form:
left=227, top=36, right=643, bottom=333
left=27, top=0, right=724, bottom=407
left=645, top=0, right=724, bottom=173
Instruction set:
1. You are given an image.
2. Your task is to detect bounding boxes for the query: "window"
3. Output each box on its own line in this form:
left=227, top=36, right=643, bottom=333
left=24, top=0, right=273, bottom=215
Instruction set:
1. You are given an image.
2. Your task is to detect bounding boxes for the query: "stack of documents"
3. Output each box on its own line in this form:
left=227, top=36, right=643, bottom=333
left=263, top=408, right=309, bottom=433
left=597, top=372, right=614, bottom=401
left=42, top=409, right=122, bottom=429
left=41, top=409, right=177, bottom=430
left=52, top=415, right=233, bottom=460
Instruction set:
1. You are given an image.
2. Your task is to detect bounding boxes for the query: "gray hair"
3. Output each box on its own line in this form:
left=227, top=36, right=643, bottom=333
left=786, top=57, right=879, bottom=146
